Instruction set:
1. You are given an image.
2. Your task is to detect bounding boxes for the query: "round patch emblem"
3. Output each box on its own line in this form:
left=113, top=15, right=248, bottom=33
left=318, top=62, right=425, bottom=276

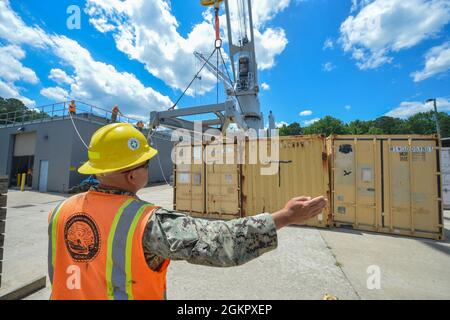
left=64, top=213, right=100, bottom=262
left=128, top=138, right=140, bottom=151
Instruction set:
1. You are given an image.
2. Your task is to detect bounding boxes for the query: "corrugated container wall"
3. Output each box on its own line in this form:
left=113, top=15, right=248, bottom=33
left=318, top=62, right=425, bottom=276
left=441, top=147, right=450, bottom=209
left=173, top=135, right=331, bottom=227
left=173, top=145, right=205, bottom=214
left=242, top=136, right=330, bottom=228
left=328, top=135, right=444, bottom=240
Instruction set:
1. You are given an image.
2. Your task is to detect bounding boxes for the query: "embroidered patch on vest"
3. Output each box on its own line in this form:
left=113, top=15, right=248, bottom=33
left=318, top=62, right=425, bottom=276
left=64, top=213, right=100, bottom=262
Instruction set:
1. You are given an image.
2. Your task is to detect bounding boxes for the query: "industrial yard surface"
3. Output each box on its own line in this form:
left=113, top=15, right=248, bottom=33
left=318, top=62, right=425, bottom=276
left=0, top=185, right=449, bottom=300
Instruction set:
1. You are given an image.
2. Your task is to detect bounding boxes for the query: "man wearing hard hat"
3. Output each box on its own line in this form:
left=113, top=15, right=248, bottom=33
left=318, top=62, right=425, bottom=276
left=48, top=123, right=327, bottom=300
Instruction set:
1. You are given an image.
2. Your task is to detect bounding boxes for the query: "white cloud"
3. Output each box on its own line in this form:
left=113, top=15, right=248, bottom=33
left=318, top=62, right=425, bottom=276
left=0, top=44, right=38, bottom=107
left=84, top=0, right=290, bottom=93
left=254, top=27, right=288, bottom=70
left=0, top=1, right=173, bottom=116
left=350, top=0, right=373, bottom=13
left=345, top=105, right=352, bottom=110
left=276, top=121, right=288, bottom=128
left=299, top=110, right=313, bottom=116
left=322, top=62, right=336, bottom=72
left=89, top=16, right=116, bottom=33
left=50, top=35, right=173, bottom=112
left=261, top=82, right=270, bottom=90
left=340, top=0, right=450, bottom=70
left=412, top=41, right=450, bottom=82
left=0, top=45, right=39, bottom=84
left=0, top=0, right=50, bottom=48
left=323, top=38, right=334, bottom=50
left=49, top=68, right=74, bottom=85
left=0, top=79, right=35, bottom=107
left=303, top=118, right=320, bottom=126
left=40, top=86, right=70, bottom=101
left=385, top=97, right=450, bottom=118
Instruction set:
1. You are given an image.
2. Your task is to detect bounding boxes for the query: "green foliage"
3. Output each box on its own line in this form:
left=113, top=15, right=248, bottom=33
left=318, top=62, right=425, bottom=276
left=280, top=111, right=450, bottom=137
left=303, top=116, right=349, bottom=136
left=0, top=97, right=49, bottom=124
left=279, top=122, right=303, bottom=136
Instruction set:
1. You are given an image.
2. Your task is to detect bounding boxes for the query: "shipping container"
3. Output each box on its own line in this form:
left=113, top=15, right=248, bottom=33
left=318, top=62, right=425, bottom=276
left=173, top=144, right=205, bottom=214
left=441, top=147, right=450, bottom=209
left=328, top=135, right=444, bottom=240
left=173, top=135, right=331, bottom=227
left=242, top=136, right=330, bottom=227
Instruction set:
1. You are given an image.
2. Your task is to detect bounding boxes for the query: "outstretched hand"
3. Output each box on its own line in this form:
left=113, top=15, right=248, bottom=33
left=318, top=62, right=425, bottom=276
left=272, top=196, right=328, bottom=230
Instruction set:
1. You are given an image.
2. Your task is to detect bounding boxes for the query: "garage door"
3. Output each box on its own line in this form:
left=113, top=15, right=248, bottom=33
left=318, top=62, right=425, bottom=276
left=14, top=132, right=37, bottom=156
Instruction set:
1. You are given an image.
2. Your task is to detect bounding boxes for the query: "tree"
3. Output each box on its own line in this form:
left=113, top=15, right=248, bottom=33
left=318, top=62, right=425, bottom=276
left=279, top=122, right=303, bottom=136
left=405, top=111, right=450, bottom=136
left=347, top=119, right=371, bottom=134
left=303, top=116, right=349, bottom=136
left=370, top=116, right=408, bottom=134
left=0, top=96, right=49, bottom=125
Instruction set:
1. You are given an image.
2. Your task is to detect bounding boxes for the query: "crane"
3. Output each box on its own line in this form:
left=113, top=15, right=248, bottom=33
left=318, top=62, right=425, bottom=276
left=149, top=0, right=275, bottom=134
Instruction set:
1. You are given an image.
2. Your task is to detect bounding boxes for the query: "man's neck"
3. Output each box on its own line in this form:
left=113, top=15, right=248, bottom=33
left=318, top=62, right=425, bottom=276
left=97, top=184, right=136, bottom=195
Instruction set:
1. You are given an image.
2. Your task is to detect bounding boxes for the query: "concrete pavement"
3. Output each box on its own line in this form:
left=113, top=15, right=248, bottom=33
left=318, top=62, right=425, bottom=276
left=0, top=186, right=448, bottom=300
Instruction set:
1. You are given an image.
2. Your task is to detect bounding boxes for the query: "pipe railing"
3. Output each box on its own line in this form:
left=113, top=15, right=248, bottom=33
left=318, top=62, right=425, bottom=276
left=0, top=101, right=143, bottom=128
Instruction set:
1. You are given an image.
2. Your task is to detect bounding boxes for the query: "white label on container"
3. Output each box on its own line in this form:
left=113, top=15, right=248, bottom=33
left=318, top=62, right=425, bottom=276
left=225, top=174, right=233, bottom=184
left=390, top=146, right=433, bottom=153
left=193, top=173, right=201, bottom=186
left=178, top=173, right=190, bottom=184
left=193, top=146, right=203, bottom=161
left=362, top=168, right=372, bottom=182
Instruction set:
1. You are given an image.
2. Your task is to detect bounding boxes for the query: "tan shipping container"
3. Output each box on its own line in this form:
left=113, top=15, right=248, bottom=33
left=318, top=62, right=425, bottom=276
left=328, top=135, right=444, bottom=240
left=173, top=135, right=331, bottom=227
left=242, top=135, right=330, bottom=227
left=173, top=144, right=205, bottom=214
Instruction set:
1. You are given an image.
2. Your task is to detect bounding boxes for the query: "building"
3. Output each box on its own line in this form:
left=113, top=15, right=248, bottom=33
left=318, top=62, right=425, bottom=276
left=0, top=102, right=174, bottom=193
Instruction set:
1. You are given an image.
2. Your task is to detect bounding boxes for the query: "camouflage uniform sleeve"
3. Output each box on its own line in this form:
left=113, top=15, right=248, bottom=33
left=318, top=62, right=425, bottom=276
left=142, top=208, right=278, bottom=271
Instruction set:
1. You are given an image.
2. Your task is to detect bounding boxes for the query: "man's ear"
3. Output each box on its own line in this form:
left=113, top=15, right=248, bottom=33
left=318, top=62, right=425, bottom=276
left=124, top=170, right=136, bottom=184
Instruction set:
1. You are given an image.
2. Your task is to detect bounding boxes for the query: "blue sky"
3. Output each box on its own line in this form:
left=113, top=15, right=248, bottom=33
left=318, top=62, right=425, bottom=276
left=0, top=0, right=449, bottom=127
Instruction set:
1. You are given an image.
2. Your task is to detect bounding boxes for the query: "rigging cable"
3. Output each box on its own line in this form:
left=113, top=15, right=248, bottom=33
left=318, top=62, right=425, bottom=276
left=68, top=109, right=89, bottom=149
left=150, top=134, right=172, bottom=187
left=168, top=48, right=217, bottom=111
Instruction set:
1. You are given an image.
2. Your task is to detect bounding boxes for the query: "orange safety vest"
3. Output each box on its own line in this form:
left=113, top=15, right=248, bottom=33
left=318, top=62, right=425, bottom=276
left=112, top=107, right=119, bottom=115
left=48, top=191, right=170, bottom=300
left=68, top=103, right=76, bottom=113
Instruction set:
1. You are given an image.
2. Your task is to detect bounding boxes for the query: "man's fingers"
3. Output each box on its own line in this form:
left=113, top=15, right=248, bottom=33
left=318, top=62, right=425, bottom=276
left=305, top=196, right=327, bottom=208
left=293, top=196, right=311, bottom=201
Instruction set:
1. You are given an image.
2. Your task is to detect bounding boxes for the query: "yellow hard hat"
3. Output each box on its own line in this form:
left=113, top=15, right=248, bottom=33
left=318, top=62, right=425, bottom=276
left=78, top=123, right=158, bottom=175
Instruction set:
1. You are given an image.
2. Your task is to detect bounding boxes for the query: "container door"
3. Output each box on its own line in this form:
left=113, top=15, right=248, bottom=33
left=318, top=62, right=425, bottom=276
left=243, top=136, right=329, bottom=227
left=174, top=145, right=204, bottom=213
left=205, top=145, right=240, bottom=216
left=384, top=139, right=440, bottom=233
left=333, top=139, right=378, bottom=227
left=39, top=160, right=49, bottom=192
left=441, top=148, right=450, bottom=209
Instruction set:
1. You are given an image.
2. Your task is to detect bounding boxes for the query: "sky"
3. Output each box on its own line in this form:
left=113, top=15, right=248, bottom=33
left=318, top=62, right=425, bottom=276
left=0, top=0, right=449, bottom=127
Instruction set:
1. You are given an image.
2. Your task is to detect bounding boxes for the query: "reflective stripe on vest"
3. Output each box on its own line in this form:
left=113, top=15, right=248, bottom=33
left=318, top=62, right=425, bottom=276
left=48, top=200, right=66, bottom=285
left=106, top=199, right=154, bottom=300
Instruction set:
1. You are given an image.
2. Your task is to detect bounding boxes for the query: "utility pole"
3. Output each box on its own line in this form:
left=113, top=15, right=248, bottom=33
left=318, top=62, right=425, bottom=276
left=426, top=98, right=441, bottom=137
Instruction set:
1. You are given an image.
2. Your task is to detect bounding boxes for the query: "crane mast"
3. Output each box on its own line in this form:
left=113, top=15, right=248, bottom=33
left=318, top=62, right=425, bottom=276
left=149, top=0, right=274, bottom=135
left=224, top=0, right=263, bottom=130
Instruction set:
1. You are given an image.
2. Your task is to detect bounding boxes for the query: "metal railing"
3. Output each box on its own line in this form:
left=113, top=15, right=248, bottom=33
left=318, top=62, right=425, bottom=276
left=0, top=100, right=142, bottom=128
